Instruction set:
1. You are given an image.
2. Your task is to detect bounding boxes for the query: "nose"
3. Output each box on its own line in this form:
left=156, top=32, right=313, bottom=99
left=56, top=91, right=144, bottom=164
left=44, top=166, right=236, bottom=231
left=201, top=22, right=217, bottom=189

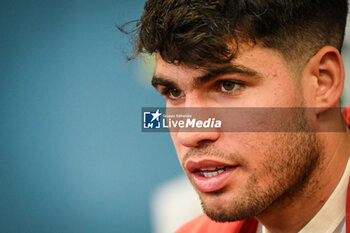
left=171, top=92, right=221, bottom=147
left=175, top=130, right=220, bottom=148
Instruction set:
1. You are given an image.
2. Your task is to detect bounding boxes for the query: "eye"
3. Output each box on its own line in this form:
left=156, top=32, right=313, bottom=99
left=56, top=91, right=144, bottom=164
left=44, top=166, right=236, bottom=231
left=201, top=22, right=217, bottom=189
left=217, top=80, right=245, bottom=94
left=167, top=88, right=185, bottom=100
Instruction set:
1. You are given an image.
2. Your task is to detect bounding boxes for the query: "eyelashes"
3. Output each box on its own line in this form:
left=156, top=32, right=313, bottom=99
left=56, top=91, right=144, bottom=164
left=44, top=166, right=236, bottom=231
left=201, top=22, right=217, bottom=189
left=161, top=87, right=185, bottom=100
left=216, top=80, right=246, bottom=95
left=159, top=79, right=246, bottom=101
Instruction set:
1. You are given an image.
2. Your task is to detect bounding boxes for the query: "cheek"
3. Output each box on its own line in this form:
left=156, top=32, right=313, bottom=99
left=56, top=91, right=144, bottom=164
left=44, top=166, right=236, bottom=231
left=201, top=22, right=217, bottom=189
left=267, top=70, right=301, bottom=105
left=221, top=133, right=275, bottom=164
left=261, top=80, right=298, bottom=107
left=222, top=132, right=270, bottom=149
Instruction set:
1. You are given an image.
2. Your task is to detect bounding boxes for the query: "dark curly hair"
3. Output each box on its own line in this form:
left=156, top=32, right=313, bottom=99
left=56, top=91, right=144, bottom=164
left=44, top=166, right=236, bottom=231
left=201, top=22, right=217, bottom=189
left=121, top=0, right=348, bottom=69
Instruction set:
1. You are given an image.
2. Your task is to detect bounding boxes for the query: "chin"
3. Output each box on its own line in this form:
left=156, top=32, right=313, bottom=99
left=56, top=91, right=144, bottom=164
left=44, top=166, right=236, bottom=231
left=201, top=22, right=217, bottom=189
left=198, top=184, right=276, bottom=222
left=199, top=191, right=253, bottom=222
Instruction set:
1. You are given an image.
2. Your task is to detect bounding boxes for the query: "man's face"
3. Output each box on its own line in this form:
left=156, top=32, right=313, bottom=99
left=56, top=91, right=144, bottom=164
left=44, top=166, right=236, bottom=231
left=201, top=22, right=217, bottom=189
left=153, top=45, right=321, bottom=221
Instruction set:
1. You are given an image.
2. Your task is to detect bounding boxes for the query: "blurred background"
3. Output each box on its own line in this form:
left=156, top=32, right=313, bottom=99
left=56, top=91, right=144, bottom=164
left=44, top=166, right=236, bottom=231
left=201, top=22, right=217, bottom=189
left=0, top=1, right=349, bottom=233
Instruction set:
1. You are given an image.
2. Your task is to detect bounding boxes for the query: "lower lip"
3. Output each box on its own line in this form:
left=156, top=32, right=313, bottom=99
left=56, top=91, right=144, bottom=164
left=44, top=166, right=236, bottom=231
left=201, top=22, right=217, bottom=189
left=192, top=167, right=236, bottom=193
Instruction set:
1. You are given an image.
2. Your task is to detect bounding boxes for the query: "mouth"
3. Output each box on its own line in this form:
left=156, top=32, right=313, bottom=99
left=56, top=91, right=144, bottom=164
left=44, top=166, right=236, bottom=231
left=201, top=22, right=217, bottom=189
left=186, top=160, right=238, bottom=193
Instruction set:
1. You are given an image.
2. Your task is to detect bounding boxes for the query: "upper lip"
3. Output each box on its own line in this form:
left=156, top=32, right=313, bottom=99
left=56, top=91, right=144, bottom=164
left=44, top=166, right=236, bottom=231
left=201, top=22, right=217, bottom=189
left=185, top=159, right=238, bottom=173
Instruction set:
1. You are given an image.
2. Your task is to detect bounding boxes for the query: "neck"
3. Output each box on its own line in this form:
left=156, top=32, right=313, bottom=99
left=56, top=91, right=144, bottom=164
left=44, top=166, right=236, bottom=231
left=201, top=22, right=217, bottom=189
left=256, top=126, right=350, bottom=233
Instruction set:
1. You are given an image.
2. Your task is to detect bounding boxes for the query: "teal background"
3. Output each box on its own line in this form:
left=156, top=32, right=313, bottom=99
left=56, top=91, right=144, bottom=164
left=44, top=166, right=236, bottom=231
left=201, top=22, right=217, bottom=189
left=1, top=1, right=350, bottom=233
left=0, top=0, right=181, bottom=232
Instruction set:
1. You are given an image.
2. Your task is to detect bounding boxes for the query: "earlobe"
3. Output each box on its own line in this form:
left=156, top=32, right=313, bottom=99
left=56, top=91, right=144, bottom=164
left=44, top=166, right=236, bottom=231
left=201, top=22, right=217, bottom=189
left=311, top=46, right=345, bottom=108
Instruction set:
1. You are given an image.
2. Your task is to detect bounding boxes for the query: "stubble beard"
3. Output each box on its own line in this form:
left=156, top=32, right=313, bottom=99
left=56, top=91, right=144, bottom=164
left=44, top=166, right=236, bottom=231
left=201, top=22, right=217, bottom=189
left=199, top=110, right=324, bottom=222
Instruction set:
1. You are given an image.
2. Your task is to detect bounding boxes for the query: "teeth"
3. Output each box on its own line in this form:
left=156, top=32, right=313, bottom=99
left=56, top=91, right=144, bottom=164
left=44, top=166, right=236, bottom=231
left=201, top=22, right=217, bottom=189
left=201, top=167, right=218, bottom=171
left=200, top=168, right=225, bottom=178
left=200, top=166, right=225, bottom=172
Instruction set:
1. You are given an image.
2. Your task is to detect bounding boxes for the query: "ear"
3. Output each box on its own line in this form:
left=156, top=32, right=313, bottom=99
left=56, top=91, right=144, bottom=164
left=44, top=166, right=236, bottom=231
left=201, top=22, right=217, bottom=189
left=302, top=46, right=345, bottom=108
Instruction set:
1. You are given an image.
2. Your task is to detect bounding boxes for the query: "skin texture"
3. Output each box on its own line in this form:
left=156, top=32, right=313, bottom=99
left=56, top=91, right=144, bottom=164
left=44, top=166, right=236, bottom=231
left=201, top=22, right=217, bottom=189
left=153, top=45, right=350, bottom=233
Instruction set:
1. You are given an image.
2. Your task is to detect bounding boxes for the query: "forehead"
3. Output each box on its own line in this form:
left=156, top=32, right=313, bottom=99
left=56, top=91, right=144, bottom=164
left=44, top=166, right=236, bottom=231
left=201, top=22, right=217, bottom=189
left=154, top=53, right=206, bottom=87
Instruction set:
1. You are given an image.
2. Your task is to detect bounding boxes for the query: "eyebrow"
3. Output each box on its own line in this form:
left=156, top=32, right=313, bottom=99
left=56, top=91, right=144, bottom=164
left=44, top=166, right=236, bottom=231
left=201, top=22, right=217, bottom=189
left=151, top=76, right=179, bottom=89
left=194, top=64, right=258, bottom=87
left=151, top=64, right=259, bottom=90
